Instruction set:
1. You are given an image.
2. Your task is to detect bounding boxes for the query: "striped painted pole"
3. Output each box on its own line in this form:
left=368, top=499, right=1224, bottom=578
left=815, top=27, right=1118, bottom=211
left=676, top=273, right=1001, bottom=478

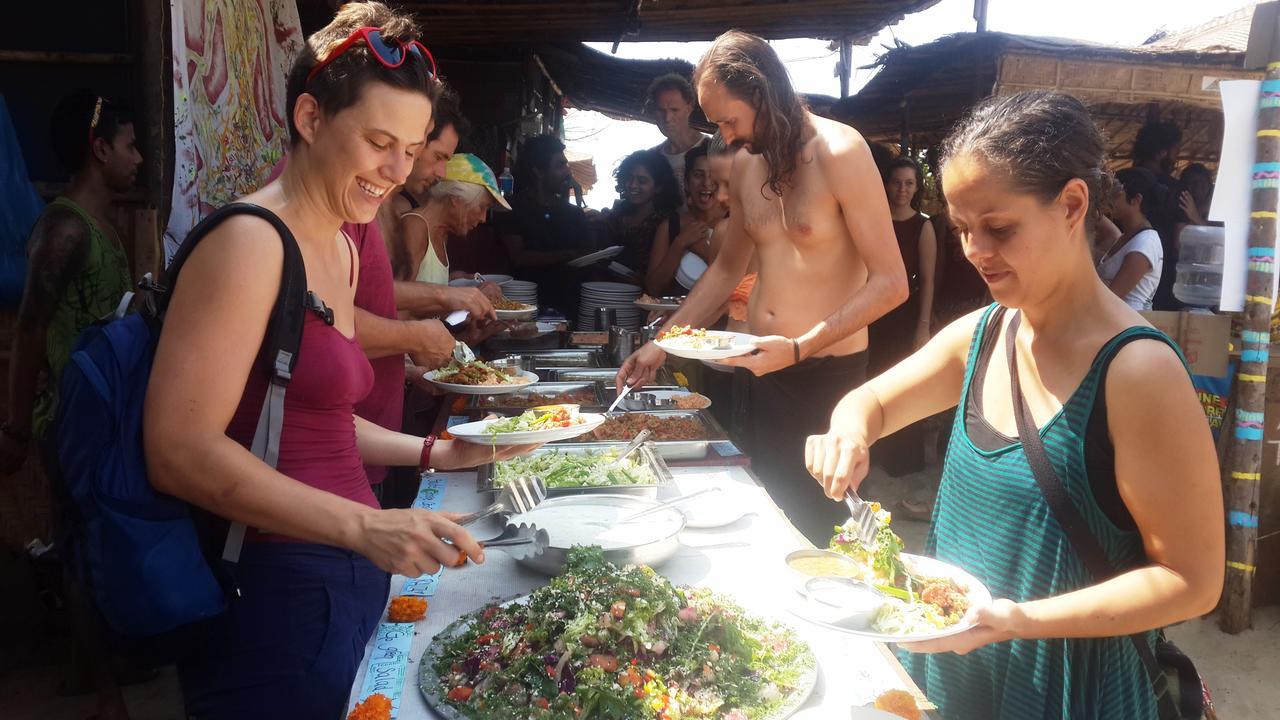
left=1220, top=57, right=1280, bottom=634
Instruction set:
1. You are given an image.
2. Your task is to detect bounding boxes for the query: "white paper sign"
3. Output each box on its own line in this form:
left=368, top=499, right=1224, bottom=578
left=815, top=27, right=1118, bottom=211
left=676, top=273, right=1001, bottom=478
left=1214, top=80, right=1265, bottom=311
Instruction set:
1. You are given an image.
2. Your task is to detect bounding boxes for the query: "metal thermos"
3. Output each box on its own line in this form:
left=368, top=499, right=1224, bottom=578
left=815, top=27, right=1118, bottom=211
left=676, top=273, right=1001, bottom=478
left=609, top=326, right=640, bottom=365
left=595, top=306, right=618, bottom=331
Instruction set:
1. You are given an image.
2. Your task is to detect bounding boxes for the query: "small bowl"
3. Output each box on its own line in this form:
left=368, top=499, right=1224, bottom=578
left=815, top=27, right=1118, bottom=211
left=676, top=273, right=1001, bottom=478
left=785, top=549, right=863, bottom=584
left=796, top=576, right=885, bottom=630
left=490, top=357, right=527, bottom=375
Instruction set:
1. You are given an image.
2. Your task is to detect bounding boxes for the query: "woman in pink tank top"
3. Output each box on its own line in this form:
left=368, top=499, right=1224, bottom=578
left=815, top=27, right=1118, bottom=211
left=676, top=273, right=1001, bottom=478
left=142, top=6, right=534, bottom=718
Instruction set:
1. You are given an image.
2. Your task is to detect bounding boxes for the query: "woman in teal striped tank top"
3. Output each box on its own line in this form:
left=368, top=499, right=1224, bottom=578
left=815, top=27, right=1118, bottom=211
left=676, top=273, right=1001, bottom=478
left=805, top=91, right=1223, bottom=720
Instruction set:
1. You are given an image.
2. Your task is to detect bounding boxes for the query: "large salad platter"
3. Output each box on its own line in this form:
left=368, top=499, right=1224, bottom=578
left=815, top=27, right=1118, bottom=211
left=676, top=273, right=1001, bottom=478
left=419, top=548, right=817, bottom=720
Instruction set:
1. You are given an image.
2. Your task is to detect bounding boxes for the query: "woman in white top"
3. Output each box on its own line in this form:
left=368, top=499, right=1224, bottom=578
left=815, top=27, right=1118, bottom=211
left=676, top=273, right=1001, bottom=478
left=398, top=153, right=506, bottom=284
left=1097, top=167, right=1164, bottom=311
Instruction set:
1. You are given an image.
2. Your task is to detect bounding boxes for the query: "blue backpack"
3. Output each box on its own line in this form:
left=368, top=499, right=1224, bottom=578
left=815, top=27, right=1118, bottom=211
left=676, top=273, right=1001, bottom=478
left=55, top=203, right=308, bottom=651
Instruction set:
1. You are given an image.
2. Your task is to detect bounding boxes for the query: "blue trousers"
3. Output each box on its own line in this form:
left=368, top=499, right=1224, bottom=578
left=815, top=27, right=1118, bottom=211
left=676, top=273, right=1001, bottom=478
left=178, top=543, right=389, bottom=720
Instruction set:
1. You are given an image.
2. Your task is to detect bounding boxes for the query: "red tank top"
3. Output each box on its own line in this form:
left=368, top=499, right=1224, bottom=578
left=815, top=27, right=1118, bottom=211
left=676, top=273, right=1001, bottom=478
left=226, top=309, right=378, bottom=538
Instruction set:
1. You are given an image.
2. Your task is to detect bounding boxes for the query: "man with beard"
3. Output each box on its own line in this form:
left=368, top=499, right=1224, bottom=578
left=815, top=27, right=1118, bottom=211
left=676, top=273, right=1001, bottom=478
left=618, top=31, right=906, bottom=543
left=500, top=134, right=592, bottom=316
left=0, top=90, right=142, bottom=720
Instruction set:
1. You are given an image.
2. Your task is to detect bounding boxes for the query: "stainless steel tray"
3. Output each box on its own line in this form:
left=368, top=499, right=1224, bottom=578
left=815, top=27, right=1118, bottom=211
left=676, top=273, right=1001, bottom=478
left=554, top=366, right=676, bottom=385
left=466, top=382, right=605, bottom=410
left=549, top=409, right=728, bottom=461
left=523, top=349, right=602, bottom=369
left=477, top=442, right=672, bottom=498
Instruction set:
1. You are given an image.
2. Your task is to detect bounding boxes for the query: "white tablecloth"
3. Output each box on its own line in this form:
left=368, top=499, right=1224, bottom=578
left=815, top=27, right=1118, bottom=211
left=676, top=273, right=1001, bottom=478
left=348, top=465, right=932, bottom=718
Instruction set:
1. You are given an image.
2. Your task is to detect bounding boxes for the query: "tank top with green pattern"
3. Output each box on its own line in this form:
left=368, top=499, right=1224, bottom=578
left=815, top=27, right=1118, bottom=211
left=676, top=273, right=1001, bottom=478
left=902, top=303, right=1178, bottom=720
left=31, top=197, right=131, bottom=440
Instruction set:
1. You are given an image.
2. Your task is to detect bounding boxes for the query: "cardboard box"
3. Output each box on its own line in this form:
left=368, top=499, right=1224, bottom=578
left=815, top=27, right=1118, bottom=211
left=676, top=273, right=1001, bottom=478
left=1140, top=311, right=1232, bottom=377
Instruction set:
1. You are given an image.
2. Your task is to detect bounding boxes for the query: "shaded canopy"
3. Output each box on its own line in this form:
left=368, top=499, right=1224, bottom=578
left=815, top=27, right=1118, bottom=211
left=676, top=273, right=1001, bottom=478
left=402, top=0, right=942, bottom=44
left=834, top=31, right=1258, bottom=167
left=535, top=42, right=837, bottom=125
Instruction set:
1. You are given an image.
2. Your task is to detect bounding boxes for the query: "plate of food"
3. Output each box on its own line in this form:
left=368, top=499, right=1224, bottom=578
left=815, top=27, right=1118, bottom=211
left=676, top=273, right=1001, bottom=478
left=419, top=547, right=817, bottom=720
left=655, top=325, right=758, bottom=360
left=447, top=404, right=607, bottom=445
left=786, top=505, right=990, bottom=643
left=493, top=296, right=538, bottom=320
left=424, top=360, right=539, bottom=395
left=634, top=293, right=686, bottom=312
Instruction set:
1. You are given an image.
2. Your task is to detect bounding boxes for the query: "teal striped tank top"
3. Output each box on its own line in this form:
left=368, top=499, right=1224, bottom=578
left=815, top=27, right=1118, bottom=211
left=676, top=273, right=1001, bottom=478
left=903, top=304, right=1174, bottom=720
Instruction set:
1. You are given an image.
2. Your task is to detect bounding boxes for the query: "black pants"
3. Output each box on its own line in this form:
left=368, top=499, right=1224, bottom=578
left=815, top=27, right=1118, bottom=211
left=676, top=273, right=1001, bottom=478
left=748, top=352, right=868, bottom=545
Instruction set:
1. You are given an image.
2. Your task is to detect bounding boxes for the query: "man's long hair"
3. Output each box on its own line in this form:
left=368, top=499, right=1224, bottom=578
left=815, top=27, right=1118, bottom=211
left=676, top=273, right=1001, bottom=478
left=694, top=30, right=807, bottom=197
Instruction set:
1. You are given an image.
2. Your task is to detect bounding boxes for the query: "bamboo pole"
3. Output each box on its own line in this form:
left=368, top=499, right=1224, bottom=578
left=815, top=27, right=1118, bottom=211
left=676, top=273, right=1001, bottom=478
left=1219, top=16, right=1280, bottom=633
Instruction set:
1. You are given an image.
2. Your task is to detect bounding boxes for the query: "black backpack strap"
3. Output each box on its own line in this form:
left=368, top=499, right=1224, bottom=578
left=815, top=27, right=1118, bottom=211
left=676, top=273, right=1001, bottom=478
left=1004, top=311, right=1181, bottom=720
left=157, top=204, right=308, bottom=565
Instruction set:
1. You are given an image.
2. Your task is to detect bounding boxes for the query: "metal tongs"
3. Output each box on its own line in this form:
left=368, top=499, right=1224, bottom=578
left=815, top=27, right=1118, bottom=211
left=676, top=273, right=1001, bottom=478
left=453, top=341, right=476, bottom=363
left=458, top=475, right=547, bottom=526
left=477, top=522, right=549, bottom=561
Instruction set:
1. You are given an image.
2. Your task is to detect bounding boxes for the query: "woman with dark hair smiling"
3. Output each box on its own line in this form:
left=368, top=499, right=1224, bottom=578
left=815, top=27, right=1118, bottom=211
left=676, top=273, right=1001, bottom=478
left=606, top=148, right=681, bottom=278
left=143, top=4, right=534, bottom=717
left=806, top=91, right=1222, bottom=719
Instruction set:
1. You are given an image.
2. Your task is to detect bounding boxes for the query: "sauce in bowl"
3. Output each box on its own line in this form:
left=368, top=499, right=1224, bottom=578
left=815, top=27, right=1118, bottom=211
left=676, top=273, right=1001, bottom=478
left=786, top=551, right=861, bottom=579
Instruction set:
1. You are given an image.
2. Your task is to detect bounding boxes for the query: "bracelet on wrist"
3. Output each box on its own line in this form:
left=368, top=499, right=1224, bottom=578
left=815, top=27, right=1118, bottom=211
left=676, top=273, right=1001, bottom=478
left=418, top=434, right=436, bottom=472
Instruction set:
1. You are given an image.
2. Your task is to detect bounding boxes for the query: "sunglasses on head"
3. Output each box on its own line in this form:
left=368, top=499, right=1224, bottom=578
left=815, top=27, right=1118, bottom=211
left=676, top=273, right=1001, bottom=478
left=306, top=26, right=436, bottom=87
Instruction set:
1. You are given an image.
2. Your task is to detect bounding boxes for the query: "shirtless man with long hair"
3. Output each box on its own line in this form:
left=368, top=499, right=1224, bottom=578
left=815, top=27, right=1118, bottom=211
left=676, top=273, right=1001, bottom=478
left=617, top=31, right=905, bottom=542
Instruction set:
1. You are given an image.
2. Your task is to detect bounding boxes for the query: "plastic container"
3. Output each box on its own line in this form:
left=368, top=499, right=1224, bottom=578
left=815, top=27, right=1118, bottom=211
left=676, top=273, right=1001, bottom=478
left=1173, top=225, right=1226, bottom=308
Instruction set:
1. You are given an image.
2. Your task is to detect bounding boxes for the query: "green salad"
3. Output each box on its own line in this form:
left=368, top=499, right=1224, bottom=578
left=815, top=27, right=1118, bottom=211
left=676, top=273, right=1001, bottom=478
left=426, top=547, right=814, bottom=720
left=494, top=450, right=655, bottom=490
left=484, top=405, right=584, bottom=436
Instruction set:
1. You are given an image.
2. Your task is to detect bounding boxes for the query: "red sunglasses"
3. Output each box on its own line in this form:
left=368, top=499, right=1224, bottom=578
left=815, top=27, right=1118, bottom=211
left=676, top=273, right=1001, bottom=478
left=306, top=26, right=436, bottom=86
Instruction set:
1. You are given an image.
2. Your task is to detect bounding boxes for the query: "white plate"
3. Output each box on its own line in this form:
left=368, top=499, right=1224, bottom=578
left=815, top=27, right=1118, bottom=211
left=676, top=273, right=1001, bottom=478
left=656, top=330, right=758, bottom=360
left=446, top=412, right=606, bottom=445
left=447, top=278, right=481, bottom=288
left=583, top=281, right=640, bottom=293
left=495, top=304, right=537, bottom=320
left=422, top=370, right=539, bottom=396
left=681, top=498, right=745, bottom=528
left=567, top=245, right=624, bottom=268
left=481, top=274, right=513, bottom=284
left=677, top=252, right=708, bottom=290
left=787, top=553, right=992, bottom=643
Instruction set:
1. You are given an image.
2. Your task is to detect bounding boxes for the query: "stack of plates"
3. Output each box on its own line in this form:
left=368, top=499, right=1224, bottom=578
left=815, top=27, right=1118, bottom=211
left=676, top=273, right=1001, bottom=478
left=676, top=252, right=708, bottom=290
left=577, top=281, right=643, bottom=330
left=502, top=280, right=538, bottom=306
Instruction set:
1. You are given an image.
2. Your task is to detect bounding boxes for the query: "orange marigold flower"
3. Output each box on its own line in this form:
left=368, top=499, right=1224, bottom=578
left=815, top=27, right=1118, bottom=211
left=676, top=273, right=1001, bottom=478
left=347, top=693, right=392, bottom=720
left=387, top=595, right=428, bottom=622
left=874, top=689, right=921, bottom=720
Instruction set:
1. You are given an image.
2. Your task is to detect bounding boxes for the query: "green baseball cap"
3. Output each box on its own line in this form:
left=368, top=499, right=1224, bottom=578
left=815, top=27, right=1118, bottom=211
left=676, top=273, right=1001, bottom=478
left=444, top=153, right=511, bottom=210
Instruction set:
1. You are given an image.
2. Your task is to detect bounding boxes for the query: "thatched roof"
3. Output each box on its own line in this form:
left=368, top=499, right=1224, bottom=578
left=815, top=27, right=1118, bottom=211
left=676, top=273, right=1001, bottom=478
left=833, top=30, right=1258, bottom=167
left=1143, top=3, right=1254, bottom=54
left=399, top=0, right=943, bottom=44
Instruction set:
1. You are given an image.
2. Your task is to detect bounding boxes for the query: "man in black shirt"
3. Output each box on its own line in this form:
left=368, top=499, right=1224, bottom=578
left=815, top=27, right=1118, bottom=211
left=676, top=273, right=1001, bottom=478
left=1132, top=121, right=1185, bottom=310
left=500, top=135, right=593, bottom=316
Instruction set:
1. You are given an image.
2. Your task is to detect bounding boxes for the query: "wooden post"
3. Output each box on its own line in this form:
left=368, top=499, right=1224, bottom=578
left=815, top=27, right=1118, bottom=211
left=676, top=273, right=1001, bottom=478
left=1219, top=16, right=1280, bottom=633
left=838, top=37, right=852, bottom=99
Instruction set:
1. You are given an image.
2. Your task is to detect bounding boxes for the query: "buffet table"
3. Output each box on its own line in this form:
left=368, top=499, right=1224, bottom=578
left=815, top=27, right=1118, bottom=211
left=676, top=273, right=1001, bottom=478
left=347, top=462, right=936, bottom=718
